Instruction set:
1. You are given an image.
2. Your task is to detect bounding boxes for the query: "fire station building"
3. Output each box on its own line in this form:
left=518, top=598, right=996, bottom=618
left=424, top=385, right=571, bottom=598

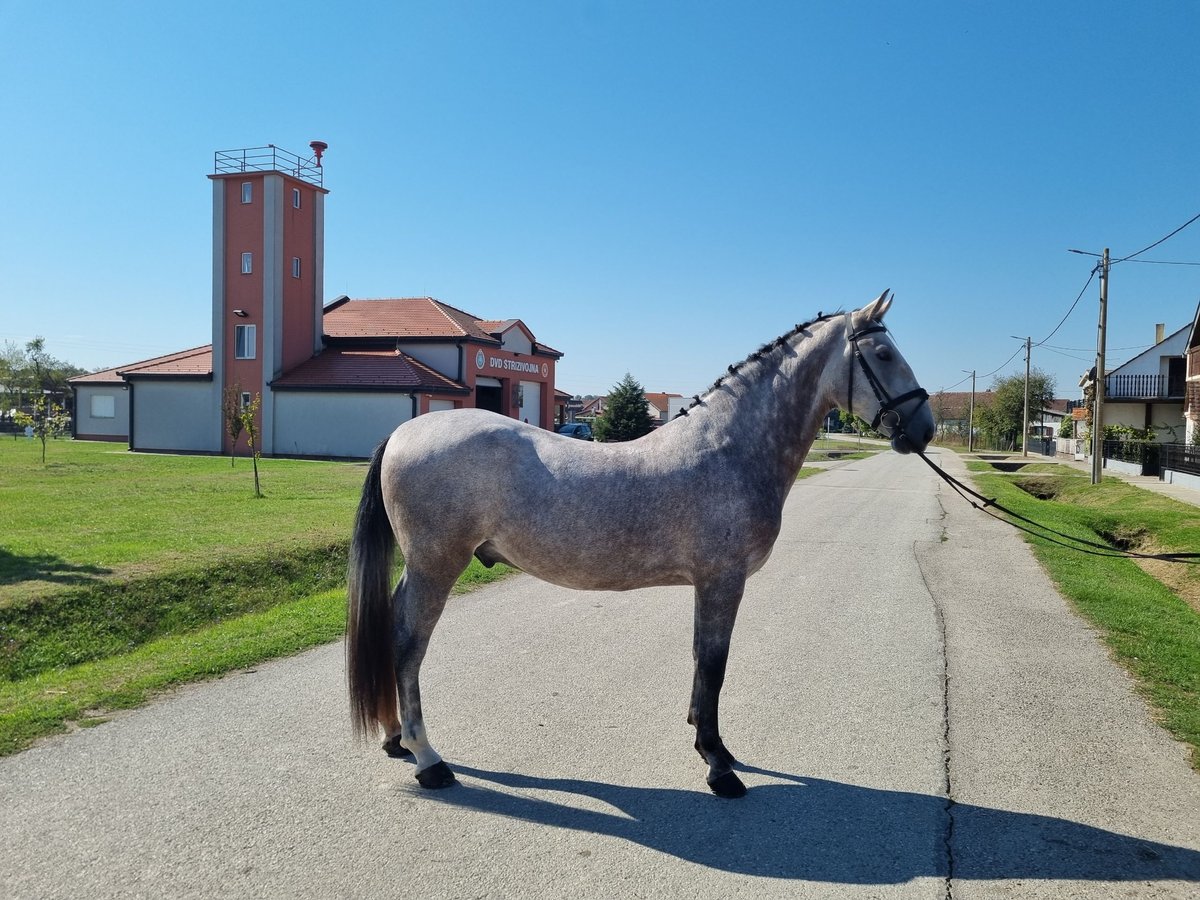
left=70, top=145, right=563, bottom=458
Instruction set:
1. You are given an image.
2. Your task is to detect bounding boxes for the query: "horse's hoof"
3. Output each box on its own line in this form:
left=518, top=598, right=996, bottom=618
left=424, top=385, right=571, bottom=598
left=415, top=761, right=457, bottom=789
left=707, top=771, right=747, bottom=799
left=382, top=736, right=413, bottom=759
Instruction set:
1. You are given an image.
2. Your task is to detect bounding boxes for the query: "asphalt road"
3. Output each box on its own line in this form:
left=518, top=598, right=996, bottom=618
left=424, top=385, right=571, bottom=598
left=2, top=449, right=1198, bottom=898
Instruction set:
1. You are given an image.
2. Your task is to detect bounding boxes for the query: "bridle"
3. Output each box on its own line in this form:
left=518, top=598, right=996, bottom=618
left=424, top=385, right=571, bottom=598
left=844, top=312, right=929, bottom=434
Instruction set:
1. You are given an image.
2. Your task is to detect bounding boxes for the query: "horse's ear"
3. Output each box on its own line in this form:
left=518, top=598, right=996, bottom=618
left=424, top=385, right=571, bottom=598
left=869, top=289, right=892, bottom=320
left=853, top=289, right=892, bottom=328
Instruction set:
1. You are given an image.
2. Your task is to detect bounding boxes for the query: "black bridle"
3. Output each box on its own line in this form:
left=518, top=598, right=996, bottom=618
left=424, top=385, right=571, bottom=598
left=845, top=314, right=930, bottom=434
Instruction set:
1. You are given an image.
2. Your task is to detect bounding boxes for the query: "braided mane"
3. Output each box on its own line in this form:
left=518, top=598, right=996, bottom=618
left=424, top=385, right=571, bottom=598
left=681, top=310, right=843, bottom=414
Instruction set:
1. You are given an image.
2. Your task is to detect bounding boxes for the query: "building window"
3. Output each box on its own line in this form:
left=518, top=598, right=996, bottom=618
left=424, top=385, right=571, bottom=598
left=292, top=188, right=301, bottom=209
left=241, top=252, right=253, bottom=275
left=241, top=182, right=253, bottom=204
left=292, top=257, right=301, bottom=278
left=234, top=324, right=256, bottom=360
left=90, top=394, right=116, bottom=418
left=240, top=392, right=252, bottom=409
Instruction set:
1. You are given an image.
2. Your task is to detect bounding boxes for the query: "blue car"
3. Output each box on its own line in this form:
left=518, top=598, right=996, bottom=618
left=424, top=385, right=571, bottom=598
left=557, top=422, right=593, bottom=440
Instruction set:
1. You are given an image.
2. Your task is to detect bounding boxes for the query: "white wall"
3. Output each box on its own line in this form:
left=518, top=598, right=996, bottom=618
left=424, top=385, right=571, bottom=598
left=74, top=385, right=130, bottom=439
left=132, top=380, right=219, bottom=452
left=397, top=344, right=460, bottom=379
left=1101, top=400, right=1185, bottom=442
left=1108, top=329, right=1188, bottom=379
left=501, top=330, right=533, bottom=355
left=273, top=391, right=414, bottom=457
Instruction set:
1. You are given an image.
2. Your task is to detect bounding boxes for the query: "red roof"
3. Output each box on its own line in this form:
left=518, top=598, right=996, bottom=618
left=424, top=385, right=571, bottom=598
left=70, top=345, right=213, bottom=383
left=323, top=298, right=499, bottom=342
left=271, top=348, right=467, bottom=393
left=645, top=392, right=683, bottom=412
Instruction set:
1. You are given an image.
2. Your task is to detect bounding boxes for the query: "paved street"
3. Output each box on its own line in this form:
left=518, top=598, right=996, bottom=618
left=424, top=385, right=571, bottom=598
left=2, top=449, right=1198, bottom=898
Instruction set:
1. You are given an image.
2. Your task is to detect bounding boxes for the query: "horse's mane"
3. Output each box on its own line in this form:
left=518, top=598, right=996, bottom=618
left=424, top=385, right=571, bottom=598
left=680, top=310, right=843, bottom=415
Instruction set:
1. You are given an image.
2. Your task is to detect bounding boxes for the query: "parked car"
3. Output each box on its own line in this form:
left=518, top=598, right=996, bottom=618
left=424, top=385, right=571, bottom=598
left=557, top=422, right=593, bottom=440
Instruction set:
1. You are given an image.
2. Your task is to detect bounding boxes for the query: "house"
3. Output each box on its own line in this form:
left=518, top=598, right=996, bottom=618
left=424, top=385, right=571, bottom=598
left=928, top=390, right=996, bottom=439
left=69, top=144, right=563, bottom=459
left=1185, top=299, right=1200, bottom=446
left=578, top=396, right=607, bottom=419
left=1082, top=321, right=1188, bottom=442
left=644, top=392, right=684, bottom=425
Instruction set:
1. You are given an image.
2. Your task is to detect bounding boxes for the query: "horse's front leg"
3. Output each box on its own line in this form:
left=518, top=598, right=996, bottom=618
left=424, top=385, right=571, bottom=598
left=392, top=567, right=457, bottom=789
left=688, top=572, right=747, bottom=798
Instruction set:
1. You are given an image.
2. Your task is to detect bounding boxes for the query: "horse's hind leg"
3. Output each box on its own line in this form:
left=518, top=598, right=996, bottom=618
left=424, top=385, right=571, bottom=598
left=392, top=562, right=463, bottom=789
left=688, top=573, right=747, bottom=798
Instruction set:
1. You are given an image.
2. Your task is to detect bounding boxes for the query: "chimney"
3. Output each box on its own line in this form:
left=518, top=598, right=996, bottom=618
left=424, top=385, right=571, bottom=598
left=1155, top=323, right=1165, bottom=344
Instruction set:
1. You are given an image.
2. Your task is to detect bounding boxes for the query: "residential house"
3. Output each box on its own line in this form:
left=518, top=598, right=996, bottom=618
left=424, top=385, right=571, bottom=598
left=1082, top=321, right=1188, bottom=442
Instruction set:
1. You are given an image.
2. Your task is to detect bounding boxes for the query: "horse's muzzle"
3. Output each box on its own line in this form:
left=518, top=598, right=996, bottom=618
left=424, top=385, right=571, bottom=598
left=890, top=416, right=935, bottom=455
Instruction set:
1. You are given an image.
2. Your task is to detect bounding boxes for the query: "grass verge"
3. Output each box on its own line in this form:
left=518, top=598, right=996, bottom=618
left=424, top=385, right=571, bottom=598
left=0, top=558, right=511, bottom=756
left=0, top=439, right=515, bottom=756
left=969, top=466, right=1200, bottom=768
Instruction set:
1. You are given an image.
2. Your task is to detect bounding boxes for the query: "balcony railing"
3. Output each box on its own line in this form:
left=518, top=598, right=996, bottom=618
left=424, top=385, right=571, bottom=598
left=1104, top=372, right=1185, bottom=400
left=213, top=145, right=323, bottom=187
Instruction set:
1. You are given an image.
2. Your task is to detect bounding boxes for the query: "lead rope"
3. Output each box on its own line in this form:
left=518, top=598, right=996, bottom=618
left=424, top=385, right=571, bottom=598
left=914, top=449, right=1200, bottom=564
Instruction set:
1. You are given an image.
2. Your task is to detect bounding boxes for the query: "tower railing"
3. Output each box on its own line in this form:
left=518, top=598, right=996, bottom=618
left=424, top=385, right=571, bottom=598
left=214, top=145, right=323, bottom=187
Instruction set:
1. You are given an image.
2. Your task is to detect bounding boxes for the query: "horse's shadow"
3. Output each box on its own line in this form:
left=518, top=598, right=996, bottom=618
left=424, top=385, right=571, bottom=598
left=0, top=547, right=111, bottom=587
left=419, top=763, right=1200, bottom=884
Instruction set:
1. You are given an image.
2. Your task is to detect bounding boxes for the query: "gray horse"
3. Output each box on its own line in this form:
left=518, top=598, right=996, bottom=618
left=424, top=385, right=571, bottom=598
left=347, top=290, right=935, bottom=797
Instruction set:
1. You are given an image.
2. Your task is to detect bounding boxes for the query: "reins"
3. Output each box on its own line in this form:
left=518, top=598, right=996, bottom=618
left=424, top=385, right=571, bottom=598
left=914, top=449, right=1200, bottom=565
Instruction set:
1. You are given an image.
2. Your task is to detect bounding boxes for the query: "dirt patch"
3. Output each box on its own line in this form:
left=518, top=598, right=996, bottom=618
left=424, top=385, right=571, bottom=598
left=1089, top=526, right=1200, bottom=613
left=1012, top=476, right=1067, bottom=500
left=989, top=462, right=1029, bottom=473
left=1093, top=524, right=1151, bottom=553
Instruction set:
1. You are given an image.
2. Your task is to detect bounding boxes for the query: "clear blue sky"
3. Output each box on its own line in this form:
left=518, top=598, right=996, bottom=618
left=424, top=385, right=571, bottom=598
left=3, top=1, right=1199, bottom=400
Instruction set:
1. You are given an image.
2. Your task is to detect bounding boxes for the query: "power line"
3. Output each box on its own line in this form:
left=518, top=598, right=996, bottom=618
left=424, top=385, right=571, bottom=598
left=1041, top=342, right=1150, bottom=353
left=1118, top=257, right=1200, bottom=266
left=981, top=343, right=1026, bottom=380
left=1033, top=266, right=1098, bottom=347
left=1039, top=345, right=1093, bottom=362
left=935, top=372, right=973, bottom=392
left=1111, top=210, right=1200, bottom=264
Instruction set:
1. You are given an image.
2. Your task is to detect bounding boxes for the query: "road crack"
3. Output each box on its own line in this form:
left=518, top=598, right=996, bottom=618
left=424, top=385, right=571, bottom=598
left=918, top=489, right=957, bottom=900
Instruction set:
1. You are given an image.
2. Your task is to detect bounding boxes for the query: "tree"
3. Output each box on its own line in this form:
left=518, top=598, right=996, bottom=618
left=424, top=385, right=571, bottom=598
left=14, top=394, right=70, bottom=463
left=222, top=384, right=245, bottom=467
left=592, top=373, right=655, bottom=442
left=978, top=368, right=1056, bottom=450
left=12, top=339, right=74, bottom=462
left=239, top=393, right=263, bottom=497
left=1, top=337, right=85, bottom=434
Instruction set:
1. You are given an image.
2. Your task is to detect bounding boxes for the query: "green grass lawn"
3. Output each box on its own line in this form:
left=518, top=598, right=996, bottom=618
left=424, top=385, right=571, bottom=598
left=0, top=438, right=510, bottom=754
left=0, top=439, right=367, bottom=605
left=967, top=464, right=1200, bottom=768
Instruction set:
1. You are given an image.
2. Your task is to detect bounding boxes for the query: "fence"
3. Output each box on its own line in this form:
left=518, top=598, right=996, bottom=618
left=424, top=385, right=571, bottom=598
left=1161, top=443, right=1200, bottom=478
left=1102, top=439, right=1160, bottom=476
left=213, top=146, right=323, bottom=187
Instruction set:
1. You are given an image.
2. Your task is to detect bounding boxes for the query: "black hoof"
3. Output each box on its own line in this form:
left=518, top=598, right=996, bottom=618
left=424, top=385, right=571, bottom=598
left=382, top=736, right=413, bottom=759
left=707, top=770, right=747, bottom=799
left=415, top=760, right=457, bottom=789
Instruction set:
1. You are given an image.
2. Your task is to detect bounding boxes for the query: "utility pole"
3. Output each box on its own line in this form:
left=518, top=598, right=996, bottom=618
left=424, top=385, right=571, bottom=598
left=1010, top=335, right=1031, bottom=457
left=1022, top=336, right=1031, bottom=457
left=962, top=369, right=976, bottom=453
left=1091, top=249, right=1109, bottom=484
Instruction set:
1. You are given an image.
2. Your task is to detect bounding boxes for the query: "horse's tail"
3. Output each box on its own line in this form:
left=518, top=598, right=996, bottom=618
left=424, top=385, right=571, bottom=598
left=346, top=439, right=398, bottom=737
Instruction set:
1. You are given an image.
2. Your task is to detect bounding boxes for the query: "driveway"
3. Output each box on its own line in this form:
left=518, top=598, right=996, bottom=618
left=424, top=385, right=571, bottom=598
left=2, top=449, right=1197, bottom=898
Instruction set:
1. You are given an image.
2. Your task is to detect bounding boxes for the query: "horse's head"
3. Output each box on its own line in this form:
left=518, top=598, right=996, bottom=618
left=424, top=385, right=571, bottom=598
left=844, top=291, right=935, bottom=455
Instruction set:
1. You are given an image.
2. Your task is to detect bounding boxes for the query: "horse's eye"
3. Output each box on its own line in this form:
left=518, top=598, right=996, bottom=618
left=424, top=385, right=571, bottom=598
left=875, top=345, right=893, bottom=362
